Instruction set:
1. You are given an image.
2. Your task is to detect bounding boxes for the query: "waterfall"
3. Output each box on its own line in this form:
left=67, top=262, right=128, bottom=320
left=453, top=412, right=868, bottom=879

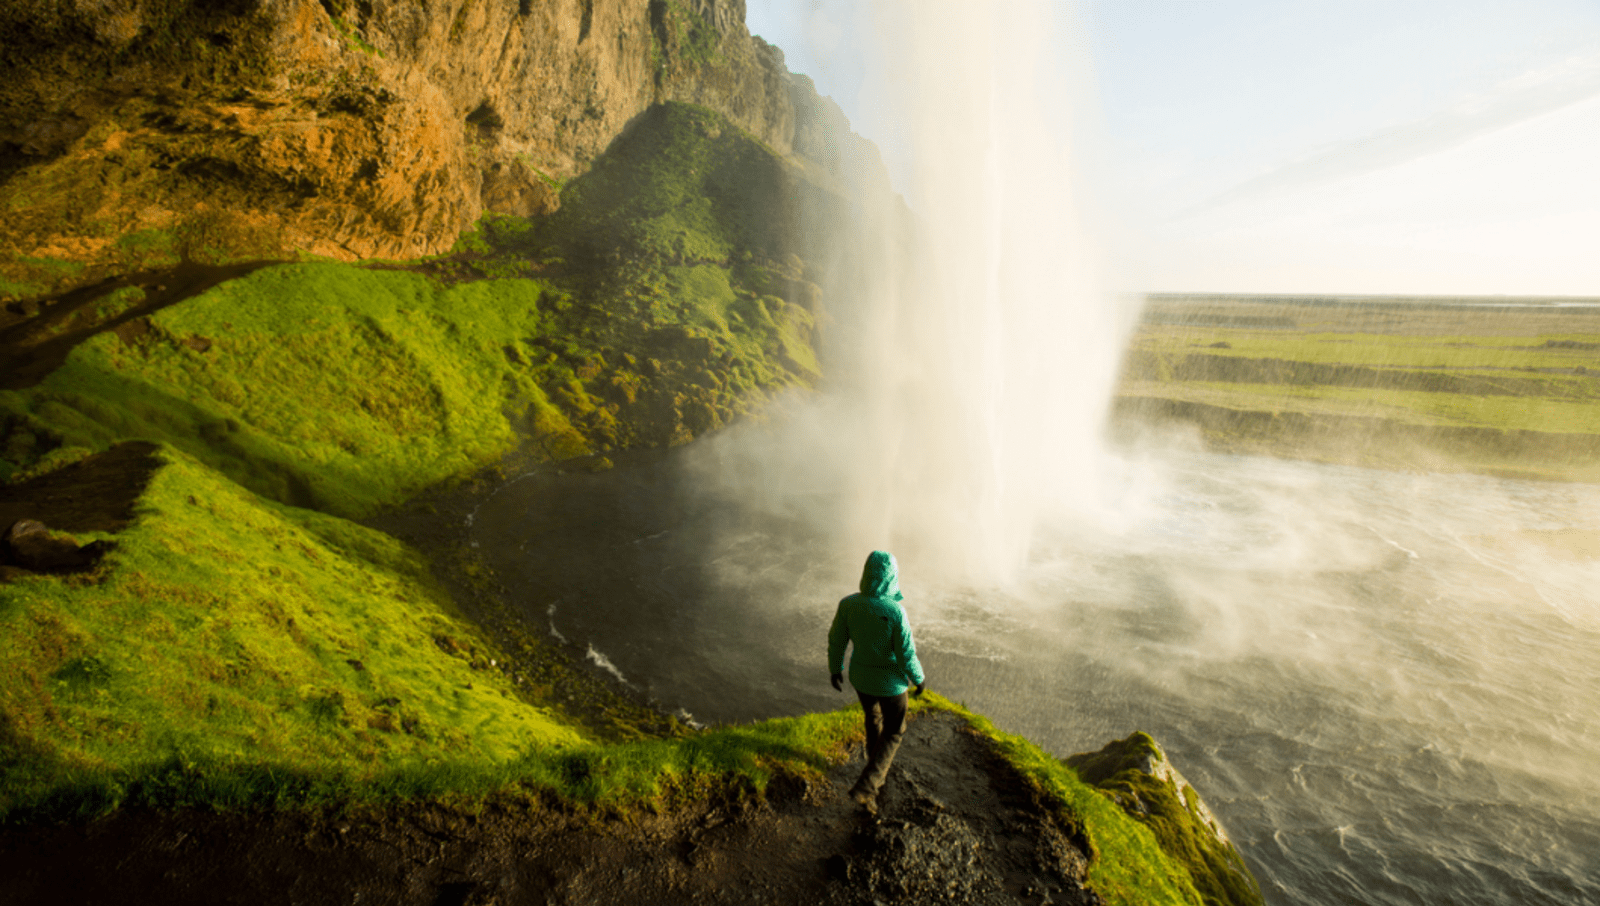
left=833, top=0, right=1130, bottom=585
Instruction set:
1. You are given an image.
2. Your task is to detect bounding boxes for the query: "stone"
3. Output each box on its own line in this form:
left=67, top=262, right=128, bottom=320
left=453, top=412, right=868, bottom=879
left=0, top=0, right=887, bottom=297
left=3, top=519, right=99, bottom=571
left=1066, top=732, right=1265, bottom=906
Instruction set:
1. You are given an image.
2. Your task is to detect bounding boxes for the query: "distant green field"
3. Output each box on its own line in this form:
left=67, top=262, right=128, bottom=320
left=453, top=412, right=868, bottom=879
left=1137, top=327, right=1600, bottom=374
left=1119, top=379, right=1600, bottom=435
left=1118, top=299, right=1600, bottom=480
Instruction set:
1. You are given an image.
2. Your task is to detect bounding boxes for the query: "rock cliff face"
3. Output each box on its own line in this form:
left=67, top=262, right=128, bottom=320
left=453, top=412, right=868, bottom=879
left=0, top=0, right=883, bottom=295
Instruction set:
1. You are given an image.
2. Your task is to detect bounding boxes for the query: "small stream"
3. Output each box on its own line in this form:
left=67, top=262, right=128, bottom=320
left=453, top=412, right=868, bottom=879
left=470, top=441, right=1600, bottom=906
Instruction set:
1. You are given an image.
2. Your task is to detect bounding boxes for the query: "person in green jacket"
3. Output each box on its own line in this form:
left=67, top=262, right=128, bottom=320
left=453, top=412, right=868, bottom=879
left=828, top=550, right=926, bottom=811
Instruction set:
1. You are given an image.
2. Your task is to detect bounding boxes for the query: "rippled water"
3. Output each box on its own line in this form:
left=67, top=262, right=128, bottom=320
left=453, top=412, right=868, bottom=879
left=472, top=446, right=1600, bottom=905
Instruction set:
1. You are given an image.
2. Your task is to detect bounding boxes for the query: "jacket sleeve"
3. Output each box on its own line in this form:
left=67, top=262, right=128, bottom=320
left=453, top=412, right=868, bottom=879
left=827, top=599, right=850, bottom=674
left=894, top=610, right=925, bottom=686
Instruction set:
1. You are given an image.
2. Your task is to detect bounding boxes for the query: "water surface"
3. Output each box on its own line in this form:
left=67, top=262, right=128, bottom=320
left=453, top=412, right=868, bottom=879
left=472, top=446, right=1600, bottom=905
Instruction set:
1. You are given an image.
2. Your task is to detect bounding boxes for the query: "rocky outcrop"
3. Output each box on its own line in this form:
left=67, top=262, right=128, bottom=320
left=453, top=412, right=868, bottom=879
left=0, top=0, right=884, bottom=297
left=1067, top=732, right=1264, bottom=906
left=827, top=714, right=1099, bottom=905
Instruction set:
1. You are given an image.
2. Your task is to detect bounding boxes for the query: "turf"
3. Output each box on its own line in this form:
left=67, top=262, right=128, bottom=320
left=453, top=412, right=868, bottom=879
left=1, top=264, right=561, bottom=517
left=1119, top=379, right=1600, bottom=434
left=0, top=446, right=581, bottom=820
left=1134, top=327, right=1600, bottom=373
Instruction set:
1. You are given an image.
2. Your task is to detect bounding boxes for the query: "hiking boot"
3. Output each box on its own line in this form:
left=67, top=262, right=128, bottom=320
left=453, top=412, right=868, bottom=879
left=849, top=786, right=878, bottom=815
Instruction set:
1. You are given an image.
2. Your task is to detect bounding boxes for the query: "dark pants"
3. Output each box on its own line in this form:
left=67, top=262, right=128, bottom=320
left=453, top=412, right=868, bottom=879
left=852, top=690, right=908, bottom=797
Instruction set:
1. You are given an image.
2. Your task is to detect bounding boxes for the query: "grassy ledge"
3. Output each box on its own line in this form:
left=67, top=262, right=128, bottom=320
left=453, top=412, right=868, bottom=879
left=0, top=441, right=870, bottom=821
left=0, top=98, right=1248, bottom=903
left=1, top=445, right=580, bottom=817
left=914, top=696, right=1218, bottom=906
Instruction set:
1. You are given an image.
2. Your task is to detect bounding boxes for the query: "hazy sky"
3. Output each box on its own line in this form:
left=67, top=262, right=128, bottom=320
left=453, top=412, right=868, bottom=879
left=745, top=0, right=1600, bottom=296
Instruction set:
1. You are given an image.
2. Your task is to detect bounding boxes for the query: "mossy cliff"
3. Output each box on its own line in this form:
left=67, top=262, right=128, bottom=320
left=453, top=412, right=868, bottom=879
left=1, top=101, right=844, bottom=494
left=1, top=4, right=1261, bottom=904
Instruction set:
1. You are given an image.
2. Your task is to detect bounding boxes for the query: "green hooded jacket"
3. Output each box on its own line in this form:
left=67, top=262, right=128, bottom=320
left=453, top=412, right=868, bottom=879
left=828, top=550, right=925, bottom=697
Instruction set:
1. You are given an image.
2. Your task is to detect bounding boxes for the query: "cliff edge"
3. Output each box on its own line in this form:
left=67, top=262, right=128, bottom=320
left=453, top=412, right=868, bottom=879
left=0, top=4, right=1264, bottom=905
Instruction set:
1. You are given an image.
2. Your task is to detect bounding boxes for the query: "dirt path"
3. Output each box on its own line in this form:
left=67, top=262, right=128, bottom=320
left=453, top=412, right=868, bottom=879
left=0, top=712, right=1100, bottom=905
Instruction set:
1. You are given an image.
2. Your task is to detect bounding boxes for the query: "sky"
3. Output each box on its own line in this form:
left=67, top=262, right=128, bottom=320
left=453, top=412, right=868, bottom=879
left=744, top=0, right=1600, bottom=296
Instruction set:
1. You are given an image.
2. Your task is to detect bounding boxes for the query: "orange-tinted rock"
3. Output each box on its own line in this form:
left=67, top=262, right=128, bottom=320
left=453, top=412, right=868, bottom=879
left=0, top=0, right=881, bottom=297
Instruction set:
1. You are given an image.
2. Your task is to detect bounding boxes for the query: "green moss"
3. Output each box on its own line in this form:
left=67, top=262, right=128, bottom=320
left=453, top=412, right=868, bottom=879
left=92, top=286, right=147, bottom=322
left=515, top=156, right=565, bottom=192
left=0, top=256, right=85, bottom=302
left=0, top=446, right=582, bottom=820
left=913, top=697, right=1211, bottom=906
left=114, top=230, right=183, bottom=270
left=6, top=445, right=96, bottom=483
left=548, top=102, right=824, bottom=269
left=662, top=0, right=725, bottom=68
left=0, top=263, right=566, bottom=517
left=330, top=17, right=383, bottom=58
left=1066, top=733, right=1263, bottom=906
left=519, top=102, right=834, bottom=431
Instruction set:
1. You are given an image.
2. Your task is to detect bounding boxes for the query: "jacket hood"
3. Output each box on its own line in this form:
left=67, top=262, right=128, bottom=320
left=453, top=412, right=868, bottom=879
left=858, top=550, right=903, bottom=601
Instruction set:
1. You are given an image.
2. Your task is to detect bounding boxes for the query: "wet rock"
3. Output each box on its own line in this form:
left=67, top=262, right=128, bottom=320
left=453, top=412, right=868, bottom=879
left=841, top=806, right=1001, bottom=905
left=821, top=715, right=1102, bottom=906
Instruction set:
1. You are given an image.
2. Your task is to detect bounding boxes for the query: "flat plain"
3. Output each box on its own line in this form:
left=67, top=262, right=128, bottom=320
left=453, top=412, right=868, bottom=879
left=1115, top=294, right=1600, bottom=482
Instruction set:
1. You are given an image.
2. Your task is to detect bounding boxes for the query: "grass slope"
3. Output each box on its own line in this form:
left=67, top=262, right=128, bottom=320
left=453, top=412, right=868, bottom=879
left=446, top=103, right=838, bottom=445
left=0, top=99, right=1237, bottom=903
left=1, top=264, right=562, bottom=514
left=0, top=445, right=580, bottom=819
left=1, top=104, right=835, bottom=499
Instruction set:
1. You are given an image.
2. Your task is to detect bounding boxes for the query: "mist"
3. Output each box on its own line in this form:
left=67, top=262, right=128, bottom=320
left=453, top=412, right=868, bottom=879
left=687, top=0, right=1134, bottom=590
left=470, top=3, right=1600, bottom=903
left=644, top=4, right=1600, bottom=904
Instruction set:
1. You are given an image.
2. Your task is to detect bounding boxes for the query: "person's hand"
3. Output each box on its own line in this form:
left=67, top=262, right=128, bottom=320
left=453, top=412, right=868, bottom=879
left=913, top=682, right=926, bottom=699
left=830, top=672, right=844, bottom=692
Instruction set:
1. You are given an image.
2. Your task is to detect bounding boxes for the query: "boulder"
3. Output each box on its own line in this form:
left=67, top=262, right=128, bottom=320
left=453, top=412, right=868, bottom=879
left=1066, top=732, right=1264, bottom=906
left=2, top=519, right=112, bottom=572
